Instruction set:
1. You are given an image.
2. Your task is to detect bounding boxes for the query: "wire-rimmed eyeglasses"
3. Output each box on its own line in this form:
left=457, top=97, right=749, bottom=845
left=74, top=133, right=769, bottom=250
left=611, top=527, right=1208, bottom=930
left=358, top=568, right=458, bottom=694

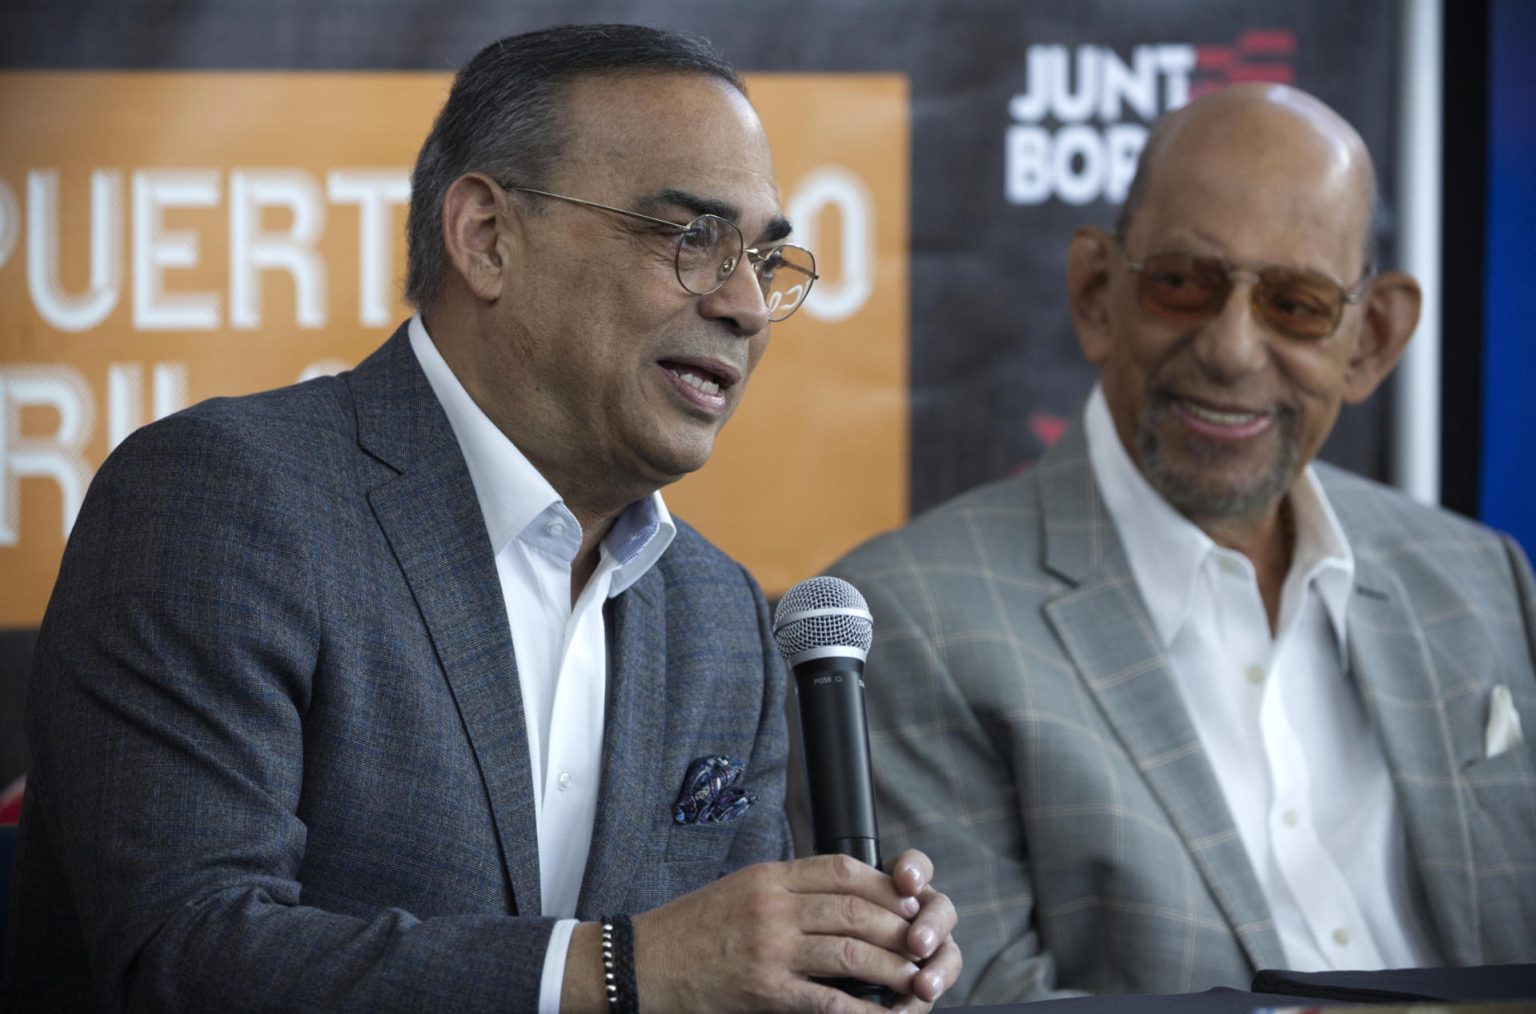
left=1121, top=247, right=1373, bottom=341
left=501, top=184, right=819, bottom=323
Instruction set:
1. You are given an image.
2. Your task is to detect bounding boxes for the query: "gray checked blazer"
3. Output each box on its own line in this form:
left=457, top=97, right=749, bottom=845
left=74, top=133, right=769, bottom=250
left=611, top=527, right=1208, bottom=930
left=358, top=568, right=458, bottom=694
left=4, top=324, right=792, bottom=1011
left=829, top=420, right=1536, bottom=1005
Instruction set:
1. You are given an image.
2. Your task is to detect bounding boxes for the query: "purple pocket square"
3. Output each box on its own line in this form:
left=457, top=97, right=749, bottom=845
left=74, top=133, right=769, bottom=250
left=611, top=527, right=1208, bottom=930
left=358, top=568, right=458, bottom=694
left=673, top=755, right=755, bottom=825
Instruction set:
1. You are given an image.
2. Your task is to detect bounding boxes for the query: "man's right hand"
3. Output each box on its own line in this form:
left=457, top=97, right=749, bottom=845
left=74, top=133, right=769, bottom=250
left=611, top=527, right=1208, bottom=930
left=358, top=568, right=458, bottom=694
left=570, top=853, right=951, bottom=1012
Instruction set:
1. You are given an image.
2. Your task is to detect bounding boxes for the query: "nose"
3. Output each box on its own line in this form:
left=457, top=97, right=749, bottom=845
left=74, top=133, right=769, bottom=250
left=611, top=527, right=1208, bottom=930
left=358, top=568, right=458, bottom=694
left=697, top=255, right=772, bottom=337
left=1190, top=273, right=1270, bottom=381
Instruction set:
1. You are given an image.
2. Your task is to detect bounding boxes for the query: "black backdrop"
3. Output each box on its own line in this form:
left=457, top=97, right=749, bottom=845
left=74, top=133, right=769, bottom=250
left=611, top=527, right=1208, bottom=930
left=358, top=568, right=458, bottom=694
left=0, top=0, right=1406, bottom=786
left=1, top=0, right=1404, bottom=511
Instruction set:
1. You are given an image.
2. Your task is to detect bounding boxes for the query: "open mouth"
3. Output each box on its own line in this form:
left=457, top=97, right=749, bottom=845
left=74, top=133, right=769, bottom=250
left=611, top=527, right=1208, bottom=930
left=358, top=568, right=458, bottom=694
left=1172, top=397, right=1274, bottom=440
left=658, top=358, right=740, bottom=413
left=1182, top=401, right=1262, bottom=426
left=663, top=362, right=728, bottom=396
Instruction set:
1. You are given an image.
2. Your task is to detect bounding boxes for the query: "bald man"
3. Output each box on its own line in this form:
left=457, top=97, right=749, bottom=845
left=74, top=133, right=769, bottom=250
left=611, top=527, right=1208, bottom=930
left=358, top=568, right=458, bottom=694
left=823, top=84, right=1536, bottom=1002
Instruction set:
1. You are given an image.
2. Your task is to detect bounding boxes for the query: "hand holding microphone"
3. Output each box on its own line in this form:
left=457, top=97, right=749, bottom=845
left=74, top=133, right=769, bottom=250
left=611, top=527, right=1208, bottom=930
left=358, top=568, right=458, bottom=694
left=627, top=577, right=959, bottom=1013
left=773, top=576, right=961, bottom=1008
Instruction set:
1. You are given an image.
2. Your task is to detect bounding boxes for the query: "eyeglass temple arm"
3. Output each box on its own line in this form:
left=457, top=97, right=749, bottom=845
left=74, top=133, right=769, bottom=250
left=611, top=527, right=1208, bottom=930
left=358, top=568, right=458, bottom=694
left=1343, top=264, right=1376, bottom=303
left=744, top=247, right=820, bottom=281
left=500, top=183, right=689, bottom=233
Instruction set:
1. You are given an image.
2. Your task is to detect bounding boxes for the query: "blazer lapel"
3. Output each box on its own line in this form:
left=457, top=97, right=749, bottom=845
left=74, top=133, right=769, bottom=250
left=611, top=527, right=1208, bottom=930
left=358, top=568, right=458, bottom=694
left=1343, top=551, right=1480, bottom=963
left=1038, top=425, right=1288, bottom=972
left=576, top=568, right=668, bottom=917
left=350, top=326, right=543, bottom=916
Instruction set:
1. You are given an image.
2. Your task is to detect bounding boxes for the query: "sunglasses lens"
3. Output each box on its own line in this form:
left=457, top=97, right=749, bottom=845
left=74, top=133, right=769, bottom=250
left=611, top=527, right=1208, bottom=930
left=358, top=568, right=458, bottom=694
left=1136, top=254, right=1228, bottom=318
left=1136, top=253, right=1349, bottom=340
left=1255, top=270, right=1345, bottom=340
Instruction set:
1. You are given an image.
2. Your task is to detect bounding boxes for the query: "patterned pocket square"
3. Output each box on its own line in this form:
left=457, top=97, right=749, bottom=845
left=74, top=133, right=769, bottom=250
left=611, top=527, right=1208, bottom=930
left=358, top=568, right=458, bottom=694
left=1485, top=684, right=1525, bottom=760
left=673, top=755, right=755, bottom=825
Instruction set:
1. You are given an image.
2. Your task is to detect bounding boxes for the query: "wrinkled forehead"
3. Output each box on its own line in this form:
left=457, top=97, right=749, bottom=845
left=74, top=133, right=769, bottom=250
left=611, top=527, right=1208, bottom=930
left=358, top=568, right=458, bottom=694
left=554, top=71, right=783, bottom=233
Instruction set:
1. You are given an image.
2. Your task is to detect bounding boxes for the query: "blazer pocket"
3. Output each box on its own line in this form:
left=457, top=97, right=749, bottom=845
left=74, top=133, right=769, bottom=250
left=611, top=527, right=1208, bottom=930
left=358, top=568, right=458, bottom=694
left=1463, top=742, right=1532, bottom=782
left=663, top=820, right=739, bottom=864
left=1461, top=745, right=1536, bottom=840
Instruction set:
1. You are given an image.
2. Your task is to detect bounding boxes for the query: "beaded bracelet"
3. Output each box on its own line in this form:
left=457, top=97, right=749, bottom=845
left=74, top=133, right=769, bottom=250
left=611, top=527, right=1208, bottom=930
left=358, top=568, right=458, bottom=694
left=600, top=915, right=639, bottom=1013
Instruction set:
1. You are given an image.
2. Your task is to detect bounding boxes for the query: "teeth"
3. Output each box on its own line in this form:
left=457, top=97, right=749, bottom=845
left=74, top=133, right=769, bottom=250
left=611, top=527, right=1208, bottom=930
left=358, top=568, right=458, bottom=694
left=1184, top=401, right=1259, bottom=426
left=672, top=368, right=721, bottom=395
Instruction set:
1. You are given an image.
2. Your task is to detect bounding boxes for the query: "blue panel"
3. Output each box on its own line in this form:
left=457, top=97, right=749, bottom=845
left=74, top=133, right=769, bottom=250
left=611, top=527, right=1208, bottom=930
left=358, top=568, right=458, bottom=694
left=1480, top=0, right=1536, bottom=560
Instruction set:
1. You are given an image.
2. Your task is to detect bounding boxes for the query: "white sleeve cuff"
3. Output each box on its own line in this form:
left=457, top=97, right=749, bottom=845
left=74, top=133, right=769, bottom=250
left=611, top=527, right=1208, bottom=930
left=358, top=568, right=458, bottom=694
left=537, top=918, right=580, bottom=1014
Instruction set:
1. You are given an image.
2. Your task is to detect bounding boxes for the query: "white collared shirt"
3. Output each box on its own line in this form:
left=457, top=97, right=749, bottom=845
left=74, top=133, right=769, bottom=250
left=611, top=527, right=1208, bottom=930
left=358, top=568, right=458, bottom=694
left=1083, top=385, right=1440, bottom=971
left=409, top=316, right=675, bottom=1010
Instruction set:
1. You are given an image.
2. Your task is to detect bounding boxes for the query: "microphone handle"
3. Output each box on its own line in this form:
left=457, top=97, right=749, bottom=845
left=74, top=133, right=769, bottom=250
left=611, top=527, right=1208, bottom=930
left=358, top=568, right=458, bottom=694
left=793, top=654, right=892, bottom=1006
left=819, top=837, right=880, bottom=867
left=794, top=655, right=882, bottom=856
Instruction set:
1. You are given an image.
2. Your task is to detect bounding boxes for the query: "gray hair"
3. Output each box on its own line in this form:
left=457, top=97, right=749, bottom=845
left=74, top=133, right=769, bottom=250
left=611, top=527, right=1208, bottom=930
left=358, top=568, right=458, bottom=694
left=404, top=24, right=744, bottom=311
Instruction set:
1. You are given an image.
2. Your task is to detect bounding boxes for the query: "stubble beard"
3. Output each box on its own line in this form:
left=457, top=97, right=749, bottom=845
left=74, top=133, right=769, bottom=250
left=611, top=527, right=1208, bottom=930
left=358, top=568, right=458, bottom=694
left=1135, top=392, right=1298, bottom=525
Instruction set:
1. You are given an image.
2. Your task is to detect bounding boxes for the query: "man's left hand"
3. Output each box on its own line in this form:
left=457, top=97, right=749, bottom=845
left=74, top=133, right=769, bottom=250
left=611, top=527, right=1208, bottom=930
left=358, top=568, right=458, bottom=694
left=886, top=848, right=962, bottom=1012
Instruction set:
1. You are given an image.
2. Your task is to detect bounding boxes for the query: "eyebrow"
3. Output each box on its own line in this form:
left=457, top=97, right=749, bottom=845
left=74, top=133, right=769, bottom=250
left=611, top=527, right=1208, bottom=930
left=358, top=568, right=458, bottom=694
left=640, top=187, right=794, bottom=245
left=1175, top=229, right=1351, bottom=277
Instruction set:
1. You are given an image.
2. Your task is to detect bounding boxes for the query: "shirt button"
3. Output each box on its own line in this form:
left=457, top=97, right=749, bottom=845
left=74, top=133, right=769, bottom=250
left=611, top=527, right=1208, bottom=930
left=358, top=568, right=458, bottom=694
left=546, top=521, right=566, bottom=537
left=1332, top=927, right=1350, bottom=946
left=557, top=771, right=572, bottom=791
left=1245, top=665, right=1266, bottom=685
left=1219, top=556, right=1245, bottom=576
left=1282, top=809, right=1299, bottom=828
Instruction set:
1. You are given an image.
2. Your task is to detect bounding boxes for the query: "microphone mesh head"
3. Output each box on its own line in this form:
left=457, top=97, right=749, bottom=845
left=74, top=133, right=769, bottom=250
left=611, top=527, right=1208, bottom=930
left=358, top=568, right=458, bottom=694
left=773, top=576, right=874, bottom=661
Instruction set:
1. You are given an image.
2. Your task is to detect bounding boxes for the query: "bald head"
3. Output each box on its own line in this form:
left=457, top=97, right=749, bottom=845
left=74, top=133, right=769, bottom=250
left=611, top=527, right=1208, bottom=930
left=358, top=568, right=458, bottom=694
left=1116, top=84, right=1377, bottom=270
left=1067, top=80, right=1421, bottom=552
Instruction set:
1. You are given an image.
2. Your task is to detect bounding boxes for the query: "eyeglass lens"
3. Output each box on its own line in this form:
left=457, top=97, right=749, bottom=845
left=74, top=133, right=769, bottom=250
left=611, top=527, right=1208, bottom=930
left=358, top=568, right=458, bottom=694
left=756, top=246, right=817, bottom=322
left=675, top=215, right=740, bottom=293
left=674, top=215, right=816, bottom=323
left=1135, top=253, right=1348, bottom=340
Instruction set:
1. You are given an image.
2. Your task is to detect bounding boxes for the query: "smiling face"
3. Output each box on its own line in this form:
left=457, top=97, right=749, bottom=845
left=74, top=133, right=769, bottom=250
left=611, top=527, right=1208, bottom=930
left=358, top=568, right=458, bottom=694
left=467, top=71, right=785, bottom=511
left=1086, top=89, right=1381, bottom=527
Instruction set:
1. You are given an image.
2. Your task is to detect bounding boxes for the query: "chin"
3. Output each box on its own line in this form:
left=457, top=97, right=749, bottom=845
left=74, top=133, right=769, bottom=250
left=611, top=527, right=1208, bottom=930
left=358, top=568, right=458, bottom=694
left=1143, top=451, right=1295, bottom=522
left=1140, top=419, right=1298, bottom=519
left=649, top=440, right=717, bottom=484
left=1155, top=464, right=1295, bottom=520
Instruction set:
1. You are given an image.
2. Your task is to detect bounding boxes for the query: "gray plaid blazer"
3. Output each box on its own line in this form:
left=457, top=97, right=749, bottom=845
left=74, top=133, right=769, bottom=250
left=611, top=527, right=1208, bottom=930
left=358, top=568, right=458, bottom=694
left=829, top=420, right=1536, bottom=1005
left=4, top=324, right=791, bottom=1011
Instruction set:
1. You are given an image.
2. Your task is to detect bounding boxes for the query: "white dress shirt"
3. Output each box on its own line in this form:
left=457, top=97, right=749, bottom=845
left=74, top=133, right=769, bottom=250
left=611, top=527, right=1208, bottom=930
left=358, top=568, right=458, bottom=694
left=409, top=316, right=675, bottom=1011
left=1083, top=385, right=1440, bottom=971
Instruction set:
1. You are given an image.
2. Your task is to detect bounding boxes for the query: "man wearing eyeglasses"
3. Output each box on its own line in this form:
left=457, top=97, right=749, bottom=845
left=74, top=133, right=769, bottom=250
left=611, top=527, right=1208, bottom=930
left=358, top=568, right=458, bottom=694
left=6, top=24, right=959, bottom=1013
left=824, top=83, right=1536, bottom=1003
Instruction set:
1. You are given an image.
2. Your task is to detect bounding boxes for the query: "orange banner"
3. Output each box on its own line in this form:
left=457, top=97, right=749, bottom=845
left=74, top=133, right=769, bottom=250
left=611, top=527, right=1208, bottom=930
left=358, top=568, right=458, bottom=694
left=0, top=72, right=908, bottom=625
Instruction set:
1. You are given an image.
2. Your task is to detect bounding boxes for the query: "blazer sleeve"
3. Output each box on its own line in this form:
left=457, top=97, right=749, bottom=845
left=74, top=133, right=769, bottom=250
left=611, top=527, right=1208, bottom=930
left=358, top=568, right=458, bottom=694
left=829, top=555, right=1084, bottom=1006
left=22, top=414, right=558, bottom=1012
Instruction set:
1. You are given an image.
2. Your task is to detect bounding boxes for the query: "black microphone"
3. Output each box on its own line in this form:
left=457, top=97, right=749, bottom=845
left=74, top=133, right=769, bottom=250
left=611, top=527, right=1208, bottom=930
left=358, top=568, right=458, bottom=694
left=774, top=576, right=890, bottom=1005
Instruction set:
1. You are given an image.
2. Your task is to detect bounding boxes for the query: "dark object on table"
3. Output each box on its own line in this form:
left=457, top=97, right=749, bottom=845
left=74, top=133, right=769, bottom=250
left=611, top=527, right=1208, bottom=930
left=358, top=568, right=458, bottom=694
left=1252, top=964, right=1536, bottom=1004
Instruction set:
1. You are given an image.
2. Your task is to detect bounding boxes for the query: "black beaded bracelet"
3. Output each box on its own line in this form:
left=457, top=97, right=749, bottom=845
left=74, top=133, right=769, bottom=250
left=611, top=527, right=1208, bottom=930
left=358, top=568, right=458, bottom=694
left=600, top=914, right=639, bottom=1014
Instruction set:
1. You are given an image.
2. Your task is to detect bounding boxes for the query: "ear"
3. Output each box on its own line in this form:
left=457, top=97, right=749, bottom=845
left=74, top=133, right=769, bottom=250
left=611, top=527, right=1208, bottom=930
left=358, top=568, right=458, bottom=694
left=1067, top=225, right=1117, bottom=365
left=1341, top=270, right=1420, bottom=404
left=441, top=173, right=513, bottom=304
